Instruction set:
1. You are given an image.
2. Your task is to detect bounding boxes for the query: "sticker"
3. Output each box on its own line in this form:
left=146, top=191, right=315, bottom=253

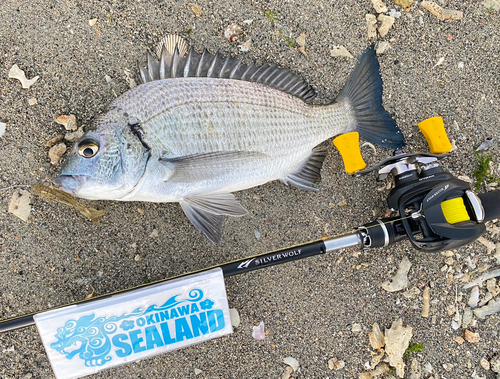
left=34, top=268, right=231, bottom=379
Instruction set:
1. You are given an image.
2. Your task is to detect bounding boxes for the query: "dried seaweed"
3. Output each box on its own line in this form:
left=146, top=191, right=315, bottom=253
left=31, top=183, right=105, bottom=224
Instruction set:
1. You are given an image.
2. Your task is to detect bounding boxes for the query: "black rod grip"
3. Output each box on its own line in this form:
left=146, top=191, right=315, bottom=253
left=479, top=190, right=500, bottom=222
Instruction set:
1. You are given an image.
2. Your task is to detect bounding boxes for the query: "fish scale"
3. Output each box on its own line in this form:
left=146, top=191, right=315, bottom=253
left=115, top=79, right=341, bottom=158
left=56, top=38, right=404, bottom=243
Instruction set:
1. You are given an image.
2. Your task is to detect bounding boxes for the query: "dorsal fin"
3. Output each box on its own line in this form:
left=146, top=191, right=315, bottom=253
left=139, top=34, right=317, bottom=103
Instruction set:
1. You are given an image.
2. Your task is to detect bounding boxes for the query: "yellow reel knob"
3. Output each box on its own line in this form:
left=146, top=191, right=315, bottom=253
left=441, top=197, right=470, bottom=224
left=418, top=117, right=452, bottom=154
left=333, top=132, right=367, bottom=174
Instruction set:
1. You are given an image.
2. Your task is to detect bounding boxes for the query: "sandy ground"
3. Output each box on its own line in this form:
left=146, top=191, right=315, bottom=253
left=1, top=0, right=500, bottom=378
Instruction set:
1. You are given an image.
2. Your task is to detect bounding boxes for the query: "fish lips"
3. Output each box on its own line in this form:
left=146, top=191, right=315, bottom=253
left=53, top=174, right=87, bottom=194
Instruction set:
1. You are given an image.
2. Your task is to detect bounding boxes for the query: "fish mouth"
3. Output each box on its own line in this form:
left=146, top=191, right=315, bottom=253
left=53, top=175, right=87, bottom=194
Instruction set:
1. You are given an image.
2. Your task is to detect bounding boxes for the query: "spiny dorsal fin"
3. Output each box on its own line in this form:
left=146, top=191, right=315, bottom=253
left=139, top=34, right=317, bottom=104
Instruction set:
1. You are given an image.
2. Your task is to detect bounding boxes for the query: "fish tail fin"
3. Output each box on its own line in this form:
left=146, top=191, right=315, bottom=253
left=337, top=46, right=405, bottom=149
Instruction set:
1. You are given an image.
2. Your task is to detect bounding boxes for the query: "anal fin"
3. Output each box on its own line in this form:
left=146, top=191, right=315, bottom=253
left=285, top=146, right=328, bottom=191
left=179, top=192, right=248, bottom=244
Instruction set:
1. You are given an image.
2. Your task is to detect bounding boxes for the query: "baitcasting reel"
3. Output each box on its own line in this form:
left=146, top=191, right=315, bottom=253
left=355, top=150, right=486, bottom=252
left=333, top=116, right=497, bottom=252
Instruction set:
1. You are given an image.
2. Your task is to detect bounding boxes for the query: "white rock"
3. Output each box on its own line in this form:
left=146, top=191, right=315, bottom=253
left=388, top=9, right=402, bottom=17
left=434, top=57, right=445, bottom=67
left=474, top=299, right=500, bottom=319
left=462, top=307, right=473, bottom=328
left=238, top=39, right=252, bottom=52
left=8, top=64, right=39, bottom=89
left=408, top=358, right=422, bottom=379
left=468, top=286, right=480, bottom=308
left=382, top=257, right=412, bottom=292
left=366, top=14, right=378, bottom=39
left=376, top=41, right=390, bottom=55
left=0, top=122, right=6, bottom=138
left=64, top=127, right=85, bottom=142
left=369, top=323, right=385, bottom=349
left=229, top=308, right=240, bottom=327
left=385, top=319, right=413, bottom=378
left=8, top=190, right=32, bottom=222
left=283, top=357, right=299, bottom=372
left=371, top=0, right=388, bottom=13
left=252, top=321, right=265, bottom=340
left=194, top=368, right=203, bottom=375
left=377, top=14, right=395, bottom=38
left=464, top=269, right=500, bottom=289
left=352, top=323, right=362, bottom=332
left=330, top=46, right=353, bottom=58
left=296, top=33, right=306, bottom=47
left=421, top=286, right=430, bottom=318
left=424, top=362, right=434, bottom=374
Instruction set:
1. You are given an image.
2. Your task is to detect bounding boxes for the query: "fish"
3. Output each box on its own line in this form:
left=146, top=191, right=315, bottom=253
left=55, top=35, right=404, bottom=243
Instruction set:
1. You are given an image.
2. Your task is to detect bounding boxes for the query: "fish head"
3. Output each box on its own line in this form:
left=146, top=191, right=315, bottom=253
left=54, top=117, right=149, bottom=200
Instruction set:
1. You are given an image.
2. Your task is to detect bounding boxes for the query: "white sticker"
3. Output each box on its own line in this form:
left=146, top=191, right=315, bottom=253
left=35, top=268, right=231, bottom=379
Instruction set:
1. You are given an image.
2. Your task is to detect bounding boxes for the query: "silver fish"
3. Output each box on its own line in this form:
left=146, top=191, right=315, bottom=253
left=55, top=35, right=404, bottom=243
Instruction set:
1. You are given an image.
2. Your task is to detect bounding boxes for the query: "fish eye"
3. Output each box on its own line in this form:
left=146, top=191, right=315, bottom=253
left=78, top=140, right=99, bottom=158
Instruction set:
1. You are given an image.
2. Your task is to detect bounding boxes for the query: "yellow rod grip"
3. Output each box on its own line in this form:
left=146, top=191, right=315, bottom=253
left=333, top=132, right=366, bottom=174
left=418, top=117, right=452, bottom=154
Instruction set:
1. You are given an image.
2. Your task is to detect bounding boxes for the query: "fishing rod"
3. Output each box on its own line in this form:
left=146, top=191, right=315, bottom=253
left=1, top=118, right=499, bottom=333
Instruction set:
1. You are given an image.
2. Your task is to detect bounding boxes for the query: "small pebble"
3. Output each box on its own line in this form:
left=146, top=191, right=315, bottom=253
left=229, top=308, right=240, bottom=327
left=480, top=358, right=490, bottom=370
left=224, top=24, right=243, bottom=42
left=191, top=4, right=203, bottom=17
left=352, top=323, right=362, bottom=333
left=283, top=357, right=299, bottom=372
left=28, top=97, right=37, bottom=105
left=442, top=363, right=453, bottom=372
left=468, top=286, right=480, bottom=308
left=377, top=14, right=395, bottom=38
left=330, top=46, right=353, bottom=58
left=464, top=329, right=480, bottom=343
left=8, top=64, right=39, bottom=89
left=254, top=229, right=261, bottom=239
left=0, top=122, right=5, bottom=138
left=252, top=321, right=265, bottom=340
left=238, top=39, right=252, bottom=52
left=455, top=336, right=465, bottom=344
left=54, top=114, right=77, bottom=131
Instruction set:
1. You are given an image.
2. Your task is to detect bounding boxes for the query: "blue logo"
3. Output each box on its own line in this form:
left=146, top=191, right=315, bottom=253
left=49, top=289, right=225, bottom=367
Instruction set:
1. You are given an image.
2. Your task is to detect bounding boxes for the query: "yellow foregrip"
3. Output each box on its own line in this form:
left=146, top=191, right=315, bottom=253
left=441, top=197, right=470, bottom=224
left=418, top=117, right=452, bottom=154
left=333, top=132, right=366, bottom=174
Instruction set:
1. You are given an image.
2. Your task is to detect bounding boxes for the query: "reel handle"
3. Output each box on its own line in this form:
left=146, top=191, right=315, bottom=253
left=478, top=190, right=500, bottom=222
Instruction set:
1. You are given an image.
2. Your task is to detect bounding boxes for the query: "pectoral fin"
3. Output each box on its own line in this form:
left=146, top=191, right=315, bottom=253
left=179, top=192, right=248, bottom=244
left=159, top=151, right=267, bottom=183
